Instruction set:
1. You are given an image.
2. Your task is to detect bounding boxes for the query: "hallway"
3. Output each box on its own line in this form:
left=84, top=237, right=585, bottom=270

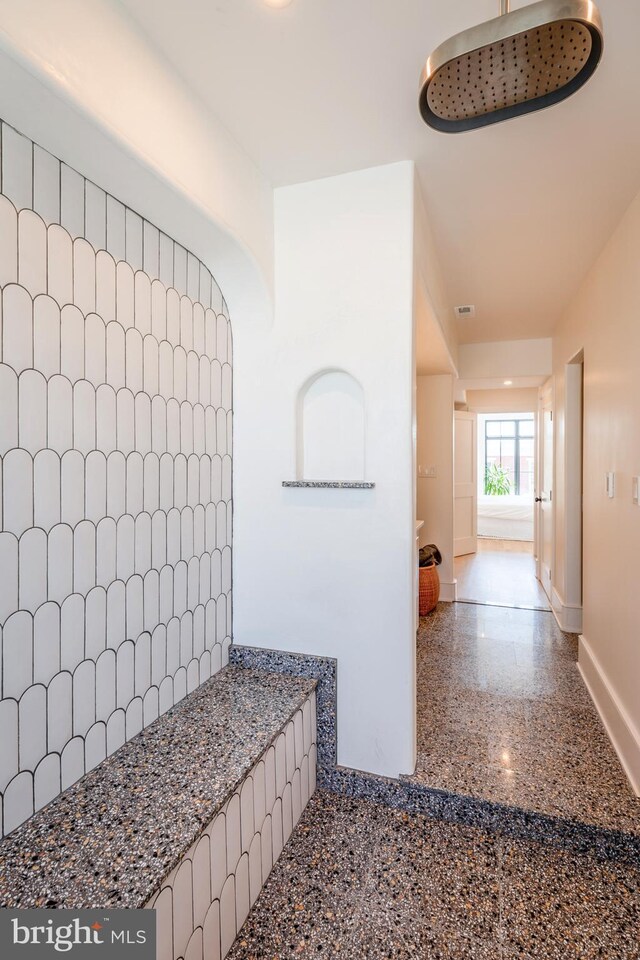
left=412, top=603, right=638, bottom=833
left=454, top=539, right=550, bottom=610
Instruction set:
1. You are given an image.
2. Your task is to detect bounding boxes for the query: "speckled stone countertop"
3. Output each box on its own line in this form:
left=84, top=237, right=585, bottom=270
left=230, top=645, right=337, bottom=776
left=0, top=667, right=316, bottom=910
left=282, top=481, right=375, bottom=489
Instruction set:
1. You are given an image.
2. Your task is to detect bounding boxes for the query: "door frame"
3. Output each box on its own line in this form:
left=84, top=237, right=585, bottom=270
left=535, top=379, right=554, bottom=597
left=561, top=350, right=584, bottom=632
left=454, top=410, right=478, bottom=557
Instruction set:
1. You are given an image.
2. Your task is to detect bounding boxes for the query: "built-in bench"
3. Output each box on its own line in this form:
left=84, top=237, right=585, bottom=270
left=0, top=666, right=317, bottom=960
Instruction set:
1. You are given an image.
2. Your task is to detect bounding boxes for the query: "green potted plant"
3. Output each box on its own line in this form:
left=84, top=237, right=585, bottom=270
left=484, top=463, right=511, bottom=496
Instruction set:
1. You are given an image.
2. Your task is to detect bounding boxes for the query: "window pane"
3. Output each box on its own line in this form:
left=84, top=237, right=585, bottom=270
left=519, top=471, right=534, bottom=496
left=520, top=437, right=534, bottom=458
left=488, top=439, right=512, bottom=490
left=486, top=439, right=501, bottom=459
left=486, top=421, right=501, bottom=437
left=500, top=438, right=515, bottom=461
left=519, top=420, right=535, bottom=437
left=501, top=420, right=516, bottom=437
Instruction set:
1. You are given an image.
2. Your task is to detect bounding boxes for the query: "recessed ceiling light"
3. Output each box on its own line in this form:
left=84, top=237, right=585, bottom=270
left=504, top=380, right=513, bottom=386
left=264, top=0, right=293, bottom=7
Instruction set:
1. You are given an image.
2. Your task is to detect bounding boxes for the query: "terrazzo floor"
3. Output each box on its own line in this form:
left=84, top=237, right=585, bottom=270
left=228, top=790, right=640, bottom=959
left=228, top=602, right=639, bottom=958
left=411, top=602, right=639, bottom=834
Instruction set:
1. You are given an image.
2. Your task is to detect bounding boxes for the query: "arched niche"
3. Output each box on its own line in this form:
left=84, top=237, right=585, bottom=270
left=297, top=370, right=365, bottom=482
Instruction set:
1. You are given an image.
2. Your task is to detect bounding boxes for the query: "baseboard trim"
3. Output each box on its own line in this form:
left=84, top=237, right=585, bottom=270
left=551, top=588, right=583, bottom=633
left=578, top=634, right=640, bottom=797
left=439, top=579, right=457, bottom=603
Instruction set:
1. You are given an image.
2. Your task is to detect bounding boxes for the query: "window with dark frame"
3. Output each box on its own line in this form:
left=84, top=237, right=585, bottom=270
left=484, top=417, right=535, bottom=496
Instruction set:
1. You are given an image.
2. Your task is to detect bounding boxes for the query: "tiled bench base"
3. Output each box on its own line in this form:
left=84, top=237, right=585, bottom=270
left=0, top=669, right=317, bottom=914
left=146, top=694, right=317, bottom=960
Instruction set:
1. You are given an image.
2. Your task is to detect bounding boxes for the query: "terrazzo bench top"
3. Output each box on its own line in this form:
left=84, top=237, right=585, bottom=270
left=0, top=666, right=316, bottom=910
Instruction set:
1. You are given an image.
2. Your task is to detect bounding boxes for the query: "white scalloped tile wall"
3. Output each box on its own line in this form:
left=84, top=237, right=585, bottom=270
left=146, top=697, right=317, bottom=960
left=0, top=120, right=233, bottom=838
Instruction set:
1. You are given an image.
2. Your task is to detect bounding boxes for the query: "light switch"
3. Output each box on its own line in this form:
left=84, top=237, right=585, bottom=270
left=605, top=472, right=615, bottom=499
left=633, top=476, right=639, bottom=505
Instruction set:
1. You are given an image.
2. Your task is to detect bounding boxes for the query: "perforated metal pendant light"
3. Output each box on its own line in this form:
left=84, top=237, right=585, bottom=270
left=419, top=0, right=603, bottom=132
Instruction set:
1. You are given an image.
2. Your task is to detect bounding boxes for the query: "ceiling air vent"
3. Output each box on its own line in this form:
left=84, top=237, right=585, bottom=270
left=454, top=305, right=475, bottom=320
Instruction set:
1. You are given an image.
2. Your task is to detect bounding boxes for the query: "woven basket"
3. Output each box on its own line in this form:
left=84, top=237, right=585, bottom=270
left=419, top=564, right=440, bottom=616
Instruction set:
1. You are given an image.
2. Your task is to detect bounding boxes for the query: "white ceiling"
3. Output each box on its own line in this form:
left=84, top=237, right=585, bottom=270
left=118, top=0, right=640, bottom=343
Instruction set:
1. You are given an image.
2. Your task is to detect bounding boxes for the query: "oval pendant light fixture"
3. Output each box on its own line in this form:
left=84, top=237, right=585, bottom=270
left=419, top=0, right=604, bottom=132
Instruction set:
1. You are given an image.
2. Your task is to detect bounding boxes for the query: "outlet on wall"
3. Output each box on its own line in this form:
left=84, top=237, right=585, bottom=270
left=418, top=465, right=437, bottom=478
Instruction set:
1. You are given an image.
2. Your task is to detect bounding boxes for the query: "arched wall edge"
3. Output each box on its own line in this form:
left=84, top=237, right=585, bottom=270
left=0, top=13, right=273, bottom=336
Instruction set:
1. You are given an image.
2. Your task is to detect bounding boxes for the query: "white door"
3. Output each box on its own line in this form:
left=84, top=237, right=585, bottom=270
left=454, top=411, right=477, bottom=557
left=536, top=387, right=553, bottom=600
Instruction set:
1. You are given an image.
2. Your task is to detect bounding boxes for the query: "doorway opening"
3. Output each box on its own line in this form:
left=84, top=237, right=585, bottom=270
left=454, top=408, right=550, bottom=609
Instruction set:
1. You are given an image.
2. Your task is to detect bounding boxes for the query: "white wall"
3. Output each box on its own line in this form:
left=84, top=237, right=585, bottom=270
left=416, top=376, right=455, bottom=598
left=413, top=177, right=458, bottom=373
left=553, top=188, right=640, bottom=794
left=458, top=339, right=552, bottom=380
left=233, top=163, right=417, bottom=778
left=466, top=387, right=539, bottom=413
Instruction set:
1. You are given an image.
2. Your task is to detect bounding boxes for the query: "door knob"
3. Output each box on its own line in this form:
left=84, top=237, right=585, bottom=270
left=535, top=496, right=543, bottom=502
